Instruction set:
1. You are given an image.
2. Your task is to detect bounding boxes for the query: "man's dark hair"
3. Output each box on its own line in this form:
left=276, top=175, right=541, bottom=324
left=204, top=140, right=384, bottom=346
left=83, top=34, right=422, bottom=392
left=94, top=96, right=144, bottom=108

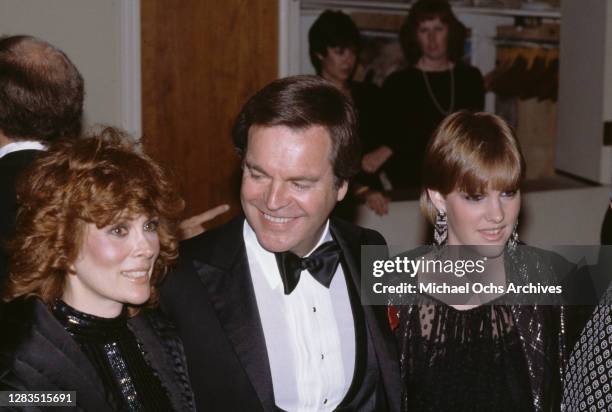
left=232, top=75, right=361, bottom=186
left=399, top=0, right=467, bottom=65
left=0, top=35, right=84, bottom=142
left=308, top=10, right=361, bottom=74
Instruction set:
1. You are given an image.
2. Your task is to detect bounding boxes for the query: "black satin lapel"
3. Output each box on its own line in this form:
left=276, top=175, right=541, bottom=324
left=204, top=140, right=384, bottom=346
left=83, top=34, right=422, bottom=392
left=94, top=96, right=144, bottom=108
left=195, top=246, right=276, bottom=411
left=331, top=226, right=363, bottom=295
left=330, top=223, right=401, bottom=412
left=330, top=224, right=381, bottom=329
left=21, top=301, right=112, bottom=410
left=338, top=256, right=367, bottom=406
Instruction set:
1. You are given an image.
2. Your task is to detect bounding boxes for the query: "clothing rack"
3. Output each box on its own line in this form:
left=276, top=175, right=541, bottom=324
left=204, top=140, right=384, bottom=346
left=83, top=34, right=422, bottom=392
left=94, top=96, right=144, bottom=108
left=495, top=22, right=559, bottom=47
left=494, top=38, right=559, bottom=49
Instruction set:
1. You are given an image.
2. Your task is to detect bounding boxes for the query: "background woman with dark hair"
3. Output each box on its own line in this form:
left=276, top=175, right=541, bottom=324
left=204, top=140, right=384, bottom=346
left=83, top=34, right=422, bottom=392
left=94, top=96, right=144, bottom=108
left=309, top=9, right=391, bottom=215
left=0, top=129, right=194, bottom=411
left=363, top=0, right=485, bottom=190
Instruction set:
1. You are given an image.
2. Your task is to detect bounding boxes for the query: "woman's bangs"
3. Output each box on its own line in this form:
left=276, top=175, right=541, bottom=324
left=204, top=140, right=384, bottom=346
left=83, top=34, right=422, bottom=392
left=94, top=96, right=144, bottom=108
left=456, top=152, right=522, bottom=194
left=87, top=179, right=158, bottom=228
left=416, top=11, right=445, bottom=26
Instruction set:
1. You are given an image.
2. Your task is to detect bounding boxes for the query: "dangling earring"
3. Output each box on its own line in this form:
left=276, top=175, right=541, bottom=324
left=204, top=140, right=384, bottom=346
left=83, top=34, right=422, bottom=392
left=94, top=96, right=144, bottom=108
left=508, top=220, right=519, bottom=250
left=434, top=209, right=447, bottom=246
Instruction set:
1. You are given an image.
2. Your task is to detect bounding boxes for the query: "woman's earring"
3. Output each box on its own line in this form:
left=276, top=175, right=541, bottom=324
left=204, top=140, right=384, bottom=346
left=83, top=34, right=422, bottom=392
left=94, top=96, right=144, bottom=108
left=434, top=209, right=447, bottom=246
left=508, top=221, right=519, bottom=250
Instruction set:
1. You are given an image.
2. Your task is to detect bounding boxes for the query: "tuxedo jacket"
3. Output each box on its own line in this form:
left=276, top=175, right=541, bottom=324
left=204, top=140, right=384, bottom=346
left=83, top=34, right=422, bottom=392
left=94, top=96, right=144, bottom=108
left=602, top=205, right=612, bottom=244
left=0, top=149, right=41, bottom=287
left=160, top=216, right=400, bottom=412
left=0, top=149, right=40, bottom=239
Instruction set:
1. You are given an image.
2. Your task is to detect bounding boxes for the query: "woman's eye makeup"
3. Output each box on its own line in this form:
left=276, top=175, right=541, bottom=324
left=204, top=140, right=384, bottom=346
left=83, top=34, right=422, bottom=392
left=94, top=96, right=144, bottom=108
left=109, top=224, right=128, bottom=236
left=461, top=190, right=518, bottom=201
left=462, top=193, right=484, bottom=201
left=144, top=220, right=159, bottom=232
left=107, top=217, right=159, bottom=236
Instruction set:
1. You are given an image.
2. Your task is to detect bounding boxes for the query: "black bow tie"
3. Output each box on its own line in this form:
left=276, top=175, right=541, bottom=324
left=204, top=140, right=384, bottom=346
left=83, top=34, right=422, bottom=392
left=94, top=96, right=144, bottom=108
left=275, top=241, right=342, bottom=295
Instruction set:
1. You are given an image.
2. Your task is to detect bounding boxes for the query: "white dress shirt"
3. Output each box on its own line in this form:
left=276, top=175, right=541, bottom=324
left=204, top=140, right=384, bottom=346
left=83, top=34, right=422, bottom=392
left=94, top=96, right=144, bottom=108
left=244, top=220, right=356, bottom=412
left=0, top=140, right=46, bottom=159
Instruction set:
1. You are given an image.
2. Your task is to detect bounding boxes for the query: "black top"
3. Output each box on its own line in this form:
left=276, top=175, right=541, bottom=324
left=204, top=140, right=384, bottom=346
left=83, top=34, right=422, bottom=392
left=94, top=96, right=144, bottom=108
left=52, top=300, right=173, bottom=412
left=350, top=80, right=386, bottom=192
left=0, top=298, right=196, bottom=411
left=380, top=63, right=484, bottom=189
left=398, top=304, right=533, bottom=411
left=351, top=80, right=384, bottom=154
left=334, top=81, right=385, bottom=220
left=392, top=245, right=595, bottom=412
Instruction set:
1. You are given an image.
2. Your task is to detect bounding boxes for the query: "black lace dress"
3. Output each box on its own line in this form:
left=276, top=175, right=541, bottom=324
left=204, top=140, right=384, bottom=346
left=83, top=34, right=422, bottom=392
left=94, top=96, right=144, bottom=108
left=396, top=302, right=534, bottom=411
left=390, top=244, right=587, bottom=412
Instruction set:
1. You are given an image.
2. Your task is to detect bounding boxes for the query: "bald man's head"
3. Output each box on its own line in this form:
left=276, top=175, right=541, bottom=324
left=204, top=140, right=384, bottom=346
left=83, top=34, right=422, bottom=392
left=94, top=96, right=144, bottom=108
left=0, top=35, right=84, bottom=142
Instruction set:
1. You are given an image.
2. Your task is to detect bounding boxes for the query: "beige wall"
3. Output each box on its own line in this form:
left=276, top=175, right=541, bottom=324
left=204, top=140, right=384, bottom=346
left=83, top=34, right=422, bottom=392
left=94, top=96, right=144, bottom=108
left=602, top=1, right=612, bottom=182
left=0, top=0, right=132, bottom=132
left=557, top=0, right=607, bottom=183
left=604, top=0, right=612, bottom=122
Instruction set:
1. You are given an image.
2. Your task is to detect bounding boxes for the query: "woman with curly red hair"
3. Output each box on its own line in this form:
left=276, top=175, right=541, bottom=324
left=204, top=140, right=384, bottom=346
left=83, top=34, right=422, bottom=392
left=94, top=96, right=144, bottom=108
left=0, top=128, right=194, bottom=411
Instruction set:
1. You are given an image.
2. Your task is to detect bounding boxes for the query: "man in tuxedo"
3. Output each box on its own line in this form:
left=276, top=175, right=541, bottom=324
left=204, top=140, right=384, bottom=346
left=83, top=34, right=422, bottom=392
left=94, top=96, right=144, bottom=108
left=161, top=75, right=400, bottom=411
left=0, top=35, right=84, bottom=286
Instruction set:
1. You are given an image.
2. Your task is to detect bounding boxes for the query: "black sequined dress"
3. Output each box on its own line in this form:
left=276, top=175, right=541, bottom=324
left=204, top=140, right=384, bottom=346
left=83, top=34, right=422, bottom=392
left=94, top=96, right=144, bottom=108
left=393, top=245, right=588, bottom=412
left=52, top=300, right=173, bottom=412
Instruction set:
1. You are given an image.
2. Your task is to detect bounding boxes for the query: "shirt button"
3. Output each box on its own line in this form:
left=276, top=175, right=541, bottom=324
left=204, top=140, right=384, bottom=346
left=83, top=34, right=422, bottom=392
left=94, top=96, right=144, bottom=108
left=324, top=398, right=328, bottom=404
left=321, top=353, right=324, bottom=360
left=313, top=306, right=317, bottom=312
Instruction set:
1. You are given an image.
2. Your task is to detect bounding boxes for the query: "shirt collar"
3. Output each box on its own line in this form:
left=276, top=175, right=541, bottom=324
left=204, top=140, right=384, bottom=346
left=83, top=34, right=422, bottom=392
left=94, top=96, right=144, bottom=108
left=0, top=140, right=46, bottom=159
left=243, top=219, right=332, bottom=290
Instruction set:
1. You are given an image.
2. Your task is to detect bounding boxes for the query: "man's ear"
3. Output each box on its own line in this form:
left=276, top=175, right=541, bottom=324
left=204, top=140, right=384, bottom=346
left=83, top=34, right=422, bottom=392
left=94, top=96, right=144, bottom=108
left=427, top=189, right=446, bottom=213
left=336, top=180, right=349, bottom=202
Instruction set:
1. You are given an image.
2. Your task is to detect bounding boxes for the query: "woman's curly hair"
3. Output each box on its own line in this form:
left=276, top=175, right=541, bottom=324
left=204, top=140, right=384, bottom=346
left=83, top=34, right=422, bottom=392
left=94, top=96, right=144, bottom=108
left=3, top=127, right=184, bottom=315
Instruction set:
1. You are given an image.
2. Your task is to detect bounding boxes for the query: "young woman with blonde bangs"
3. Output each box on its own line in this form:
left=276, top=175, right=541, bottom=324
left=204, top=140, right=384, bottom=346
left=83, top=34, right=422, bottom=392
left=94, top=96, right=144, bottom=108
left=394, top=112, right=584, bottom=412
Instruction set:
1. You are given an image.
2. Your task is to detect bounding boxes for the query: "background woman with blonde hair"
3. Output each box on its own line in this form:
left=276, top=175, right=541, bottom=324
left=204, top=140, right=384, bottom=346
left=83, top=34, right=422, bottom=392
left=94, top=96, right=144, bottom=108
left=0, top=129, right=194, bottom=411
